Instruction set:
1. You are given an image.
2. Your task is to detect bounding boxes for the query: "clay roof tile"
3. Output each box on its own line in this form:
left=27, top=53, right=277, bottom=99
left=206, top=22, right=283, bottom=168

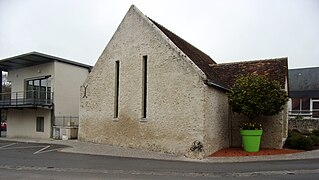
left=148, top=18, right=288, bottom=91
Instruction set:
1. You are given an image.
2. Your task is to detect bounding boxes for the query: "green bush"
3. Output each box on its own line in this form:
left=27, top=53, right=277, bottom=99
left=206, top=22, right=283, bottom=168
left=310, top=135, right=319, bottom=146
left=288, top=129, right=300, bottom=138
left=227, top=73, right=288, bottom=121
left=285, top=129, right=319, bottom=150
left=285, top=132, right=314, bottom=150
left=312, top=129, right=319, bottom=137
left=294, top=115, right=304, bottom=120
left=300, top=130, right=312, bottom=136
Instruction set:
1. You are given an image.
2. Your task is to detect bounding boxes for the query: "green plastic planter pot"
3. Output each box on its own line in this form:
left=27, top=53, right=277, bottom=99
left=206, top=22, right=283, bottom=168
left=240, top=129, right=263, bottom=152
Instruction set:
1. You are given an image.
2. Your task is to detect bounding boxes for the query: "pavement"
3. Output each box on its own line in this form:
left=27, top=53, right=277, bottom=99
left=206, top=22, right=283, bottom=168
left=1, top=137, right=319, bottom=163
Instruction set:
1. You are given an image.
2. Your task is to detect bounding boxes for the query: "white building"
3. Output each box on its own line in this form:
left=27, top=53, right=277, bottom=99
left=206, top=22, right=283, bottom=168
left=0, top=52, right=91, bottom=139
left=288, top=67, right=319, bottom=120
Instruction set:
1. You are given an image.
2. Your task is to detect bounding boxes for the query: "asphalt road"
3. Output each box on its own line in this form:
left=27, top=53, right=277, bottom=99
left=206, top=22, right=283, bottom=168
left=0, top=140, right=319, bottom=179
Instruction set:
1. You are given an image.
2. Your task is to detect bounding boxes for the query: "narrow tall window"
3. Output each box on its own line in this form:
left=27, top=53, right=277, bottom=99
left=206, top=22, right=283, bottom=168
left=142, top=56, right=147, bottom=118
left=114, top=61, right=120, bottom=118
left=36, top=117, right=44, bottom=132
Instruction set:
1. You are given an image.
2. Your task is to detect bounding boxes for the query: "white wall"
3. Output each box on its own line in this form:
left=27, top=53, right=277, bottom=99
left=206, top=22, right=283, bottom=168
left=6, top=63, right=54, bottom=138
left=7, top=108, right=51, bottom=139
left=6, top=60, right=89, bottom=139
left=7, top=62, right=54, bottom=93
left=53, top=61, right=89, bottom=117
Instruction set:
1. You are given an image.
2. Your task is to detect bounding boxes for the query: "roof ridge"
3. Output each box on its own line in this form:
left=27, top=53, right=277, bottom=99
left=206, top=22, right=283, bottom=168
left=208, top=58, right=288, bottom=89
left=148, top=17, right=222, bottom=89
left=148, top=18, right=216, bottom=64
left=128, top=6, right=287, bottom=92
left=0, top=51, right=92, bottom=71
left=289, top=66, right=319, bottom=70
left=209, top=57, right=288, bottom=67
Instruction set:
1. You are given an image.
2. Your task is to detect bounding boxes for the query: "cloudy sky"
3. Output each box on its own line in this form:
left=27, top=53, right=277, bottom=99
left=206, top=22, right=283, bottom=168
left=0, top=0, right=318, bottom=69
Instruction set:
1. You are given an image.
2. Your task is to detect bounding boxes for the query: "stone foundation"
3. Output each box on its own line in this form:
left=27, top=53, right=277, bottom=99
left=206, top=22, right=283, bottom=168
left=289, top=119, right=319, bottom=131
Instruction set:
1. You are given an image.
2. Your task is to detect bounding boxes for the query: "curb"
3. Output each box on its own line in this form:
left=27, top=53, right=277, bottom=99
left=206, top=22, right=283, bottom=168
left=1, top=138, right=319, bottom=163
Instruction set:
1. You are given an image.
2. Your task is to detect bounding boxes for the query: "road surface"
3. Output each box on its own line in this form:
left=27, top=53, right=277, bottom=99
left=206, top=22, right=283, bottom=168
left=0, top=140, right=318, bottom=179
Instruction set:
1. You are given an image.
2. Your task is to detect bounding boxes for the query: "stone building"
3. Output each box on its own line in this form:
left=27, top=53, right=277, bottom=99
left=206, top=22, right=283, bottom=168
left=78, top=5, right=288, bottom=156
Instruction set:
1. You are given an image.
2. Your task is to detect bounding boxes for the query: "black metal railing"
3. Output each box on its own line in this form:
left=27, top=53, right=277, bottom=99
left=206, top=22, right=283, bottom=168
left=0, top=91, right=53, bottom=108
left=289, top=110, right=319, bottom=120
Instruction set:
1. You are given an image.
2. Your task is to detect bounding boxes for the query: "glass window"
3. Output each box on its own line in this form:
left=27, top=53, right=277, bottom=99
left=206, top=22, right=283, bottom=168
left=292, top=98, right=300, bottom=110
left=27, top=81, right=33, bottom=90
left=33, top=80, right=40, bottom=100
left=47, top=79, right=51, bottom=101
left=114, top=61, right=119, bottom=118
left=40, top=79, right=47, bottom=102
left=142, top=55, right=147, bottom=118
left=301, top=98, right=310, bottom=110
left=26, top=81, right=34, bottom=99
left=313, top=101, right=319, bottom=118
left=25, top=77, right=51, bottom=104
left=36, top=117, right=44, bottom=132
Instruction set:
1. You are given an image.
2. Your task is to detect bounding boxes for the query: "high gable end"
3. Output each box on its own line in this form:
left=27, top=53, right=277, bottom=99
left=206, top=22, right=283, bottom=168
left=79, top=5, right=214, bottom=155
left=149, top=19, right=216, bottom=81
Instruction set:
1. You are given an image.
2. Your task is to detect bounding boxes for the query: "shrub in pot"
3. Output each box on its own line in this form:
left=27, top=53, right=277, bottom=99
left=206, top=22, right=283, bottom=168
left=227, top=73, right=288, bottom=152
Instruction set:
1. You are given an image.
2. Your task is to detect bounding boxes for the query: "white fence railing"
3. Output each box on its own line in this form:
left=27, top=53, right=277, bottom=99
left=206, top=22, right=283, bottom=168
left=289, top=110, right=319, bottom=120
left=53, top=116, right=79, bottom=127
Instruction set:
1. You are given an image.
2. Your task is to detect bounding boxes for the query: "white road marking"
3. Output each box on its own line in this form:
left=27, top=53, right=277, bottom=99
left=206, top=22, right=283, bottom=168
left=3, top=146, right=46, bottom=150
left=0, top=143, right=65, bottom=154
left=35, top=147, right=65, bottom=154
left=33, top=145, right=51, bottom=154
left=0, top=143, right=16, bottom=148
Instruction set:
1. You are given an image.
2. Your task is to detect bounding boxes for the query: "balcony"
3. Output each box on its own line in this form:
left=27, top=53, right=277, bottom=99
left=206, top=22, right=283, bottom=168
left=0, top=91, right=53, bottom=108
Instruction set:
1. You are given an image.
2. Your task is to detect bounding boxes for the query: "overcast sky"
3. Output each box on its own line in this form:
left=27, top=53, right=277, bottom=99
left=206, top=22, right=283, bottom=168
left=0, top=0, right=318, bottom=69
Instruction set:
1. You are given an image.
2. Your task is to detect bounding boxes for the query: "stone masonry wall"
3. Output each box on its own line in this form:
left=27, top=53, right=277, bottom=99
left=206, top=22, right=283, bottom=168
left=289, top=119, right=319, bottom=131
left=78, top=6, right=209, bottom=155
left=230, top=105, right=288, bottom=149
left=203, top=86, right=230, bottom=155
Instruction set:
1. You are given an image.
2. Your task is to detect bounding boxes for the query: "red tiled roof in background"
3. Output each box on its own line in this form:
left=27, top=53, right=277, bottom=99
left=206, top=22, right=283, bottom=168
left=149, top=18, right=288, bottom=91
left=208, top=58, right=288, bottom=89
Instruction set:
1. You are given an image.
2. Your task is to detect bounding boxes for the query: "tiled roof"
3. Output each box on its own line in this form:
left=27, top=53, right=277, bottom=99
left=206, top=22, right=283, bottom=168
left=289, top=67, right=319, bottom=97
left=289, top=67, right=319, bottom=91
left=149, top=18, right=288, bottom=91
left=149, top=18, right=217, bottom=78
left=208, top=58, right=288, bottom=89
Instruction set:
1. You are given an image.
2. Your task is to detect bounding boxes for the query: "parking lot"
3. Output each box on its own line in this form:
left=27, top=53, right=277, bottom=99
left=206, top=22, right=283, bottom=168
left=0, top=140, right=69, bottom=155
